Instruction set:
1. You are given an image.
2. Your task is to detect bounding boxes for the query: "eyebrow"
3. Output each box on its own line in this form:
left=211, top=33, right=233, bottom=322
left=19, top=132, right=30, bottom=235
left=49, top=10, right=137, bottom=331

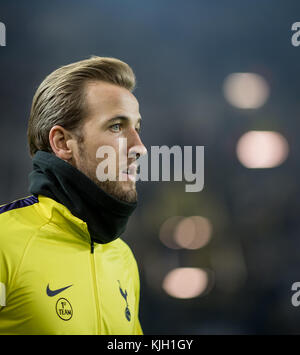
left=106, top=115, right=142, bottom=125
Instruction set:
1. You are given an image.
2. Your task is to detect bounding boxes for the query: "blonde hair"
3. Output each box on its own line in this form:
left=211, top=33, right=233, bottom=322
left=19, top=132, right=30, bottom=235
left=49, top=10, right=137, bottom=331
left=27, top=56, right=136, bottom=156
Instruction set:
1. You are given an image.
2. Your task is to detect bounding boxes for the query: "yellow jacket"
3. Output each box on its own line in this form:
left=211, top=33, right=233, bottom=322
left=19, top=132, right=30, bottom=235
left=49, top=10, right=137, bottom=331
left=0, top=195, right=142, bottom=335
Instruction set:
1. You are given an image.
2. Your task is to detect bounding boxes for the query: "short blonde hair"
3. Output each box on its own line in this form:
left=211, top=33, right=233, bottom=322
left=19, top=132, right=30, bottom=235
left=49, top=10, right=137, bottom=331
left=27, top=56, right=136, bottom=156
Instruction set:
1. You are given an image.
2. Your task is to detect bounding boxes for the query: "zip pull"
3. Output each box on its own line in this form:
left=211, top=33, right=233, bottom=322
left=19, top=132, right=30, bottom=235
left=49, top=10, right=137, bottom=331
left=90, top=240, right=94, bottom=254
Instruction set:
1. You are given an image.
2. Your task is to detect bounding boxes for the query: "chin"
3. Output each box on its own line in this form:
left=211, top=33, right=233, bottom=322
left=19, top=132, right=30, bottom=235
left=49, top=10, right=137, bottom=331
left=116, top=182, right=137, bottom=203
left=96, top=179, right=137, bottom=203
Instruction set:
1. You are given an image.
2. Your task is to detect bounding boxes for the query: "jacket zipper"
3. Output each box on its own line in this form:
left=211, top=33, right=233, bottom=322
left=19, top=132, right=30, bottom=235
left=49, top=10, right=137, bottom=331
left=90, top=240, right=101, bottom=334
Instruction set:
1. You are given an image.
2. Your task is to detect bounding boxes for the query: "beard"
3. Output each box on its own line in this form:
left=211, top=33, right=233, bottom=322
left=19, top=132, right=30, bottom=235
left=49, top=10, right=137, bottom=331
left=90, top=179, right=137, bottom=204
left=74, top=143, right=138, bottom=204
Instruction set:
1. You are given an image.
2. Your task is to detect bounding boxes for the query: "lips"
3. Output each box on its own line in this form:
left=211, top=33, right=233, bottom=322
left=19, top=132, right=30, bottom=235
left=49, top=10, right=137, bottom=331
left=121, top=164, right=137, bottom=181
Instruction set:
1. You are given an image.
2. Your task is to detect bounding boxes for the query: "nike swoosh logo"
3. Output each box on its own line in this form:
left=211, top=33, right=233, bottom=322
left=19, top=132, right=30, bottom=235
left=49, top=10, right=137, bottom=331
left=46, top=284, right=73, bottom=297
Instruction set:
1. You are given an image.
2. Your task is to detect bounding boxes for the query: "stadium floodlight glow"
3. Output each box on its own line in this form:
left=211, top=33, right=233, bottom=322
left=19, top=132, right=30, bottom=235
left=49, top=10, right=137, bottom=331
left=236, top=130, right=289, bottom=168
left=174, top=216, right=212, bottom=250
left=159, top=216, right=212, bottom=250
left=159, top=216, right=184, bottom=249
left=223, top=72, right=269, bottom=109
left=162, top=267, right=208, bottom=299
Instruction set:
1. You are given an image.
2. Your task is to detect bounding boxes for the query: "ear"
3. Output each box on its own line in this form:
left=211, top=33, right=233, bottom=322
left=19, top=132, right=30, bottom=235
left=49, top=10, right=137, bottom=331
left=49, top=125, right=75, bottom=161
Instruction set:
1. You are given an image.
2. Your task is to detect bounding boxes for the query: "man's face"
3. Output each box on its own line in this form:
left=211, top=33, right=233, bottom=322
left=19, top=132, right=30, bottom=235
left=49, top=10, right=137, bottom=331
left=72, top=80, right=147, bottom=203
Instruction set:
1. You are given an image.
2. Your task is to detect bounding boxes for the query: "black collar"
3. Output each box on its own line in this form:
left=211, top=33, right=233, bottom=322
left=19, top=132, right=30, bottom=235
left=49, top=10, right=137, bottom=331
left=28, top=151, right=137, bottom=244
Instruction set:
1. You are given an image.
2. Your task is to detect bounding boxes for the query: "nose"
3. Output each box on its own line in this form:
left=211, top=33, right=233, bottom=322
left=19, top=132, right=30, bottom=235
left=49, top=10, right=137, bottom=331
left=128, top=129, right=147, bottom=160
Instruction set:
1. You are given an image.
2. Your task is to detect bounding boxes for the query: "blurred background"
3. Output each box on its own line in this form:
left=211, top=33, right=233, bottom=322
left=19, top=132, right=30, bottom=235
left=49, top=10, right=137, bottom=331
left=1, top=0, right=300, bottom=334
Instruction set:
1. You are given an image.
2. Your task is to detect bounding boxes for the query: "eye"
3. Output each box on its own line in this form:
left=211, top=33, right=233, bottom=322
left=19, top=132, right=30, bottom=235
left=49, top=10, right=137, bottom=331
left=110, top=123, right=122, bottom=132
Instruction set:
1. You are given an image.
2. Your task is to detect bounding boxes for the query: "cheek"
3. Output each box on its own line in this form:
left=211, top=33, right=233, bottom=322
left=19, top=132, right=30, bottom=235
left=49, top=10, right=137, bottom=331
left=117, top=137, right=129, bottom=161
left=85, top=134, right=113, bottom=160
left=93, top=138, right=122, bottom=175
left=117, top=139, right=135, bottom=175
left=97, top=137, right=128, bottom=162
left=85, top=132, right=129, bottom=167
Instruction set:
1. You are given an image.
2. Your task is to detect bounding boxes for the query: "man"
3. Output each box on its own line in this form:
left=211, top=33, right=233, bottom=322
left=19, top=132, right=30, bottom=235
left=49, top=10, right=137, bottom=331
left=0, top=56, right=147, bottom=335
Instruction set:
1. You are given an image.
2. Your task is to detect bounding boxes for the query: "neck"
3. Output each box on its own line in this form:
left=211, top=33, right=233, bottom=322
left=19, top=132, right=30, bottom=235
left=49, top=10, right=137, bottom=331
left=28, top=151, right=137, bottom=244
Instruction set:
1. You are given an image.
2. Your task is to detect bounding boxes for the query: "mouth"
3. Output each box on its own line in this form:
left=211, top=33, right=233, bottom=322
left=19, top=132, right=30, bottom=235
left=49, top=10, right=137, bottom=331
left=120, top=164, right=137, bottom=182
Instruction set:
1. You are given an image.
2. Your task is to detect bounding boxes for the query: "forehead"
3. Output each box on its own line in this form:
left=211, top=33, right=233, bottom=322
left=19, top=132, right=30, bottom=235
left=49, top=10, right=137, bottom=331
left=84, top=80, right=139, bottom=119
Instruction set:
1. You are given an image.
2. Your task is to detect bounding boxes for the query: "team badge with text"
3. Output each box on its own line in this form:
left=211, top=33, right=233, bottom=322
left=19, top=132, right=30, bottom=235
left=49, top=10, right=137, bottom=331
left=56, top=298, right=73, bottom=321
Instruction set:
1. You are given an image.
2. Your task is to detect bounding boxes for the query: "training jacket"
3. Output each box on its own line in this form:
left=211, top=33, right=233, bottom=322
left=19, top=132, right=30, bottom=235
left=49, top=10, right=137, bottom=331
left=0, top=194, right=142, bottom=335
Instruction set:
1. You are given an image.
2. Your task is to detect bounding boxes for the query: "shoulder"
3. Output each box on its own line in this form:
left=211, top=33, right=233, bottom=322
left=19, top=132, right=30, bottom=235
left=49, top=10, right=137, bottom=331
left=112, top=238, right=136, bottom=258
left=0, top=195, right=48, bottom=261
left=103, top=237, right=139, bottom=270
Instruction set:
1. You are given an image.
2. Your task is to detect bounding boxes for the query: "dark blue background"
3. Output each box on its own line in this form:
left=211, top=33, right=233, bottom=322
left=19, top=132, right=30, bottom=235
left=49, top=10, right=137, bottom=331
left=0, top=0, right=300, bottom=334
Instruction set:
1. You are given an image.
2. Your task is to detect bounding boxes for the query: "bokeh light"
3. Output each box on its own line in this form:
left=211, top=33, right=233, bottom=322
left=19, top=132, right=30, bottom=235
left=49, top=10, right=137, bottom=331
left=236, top=130, right=289, bottom=168
left=223, top=73, right=270, bottom=109
left=159, top=216, right=183, bottom=249
left=174, top=216, right=212, bottom=249
left=159, top=216, right=212, bottom=249
left=162, top=267, right=209, bottom=299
